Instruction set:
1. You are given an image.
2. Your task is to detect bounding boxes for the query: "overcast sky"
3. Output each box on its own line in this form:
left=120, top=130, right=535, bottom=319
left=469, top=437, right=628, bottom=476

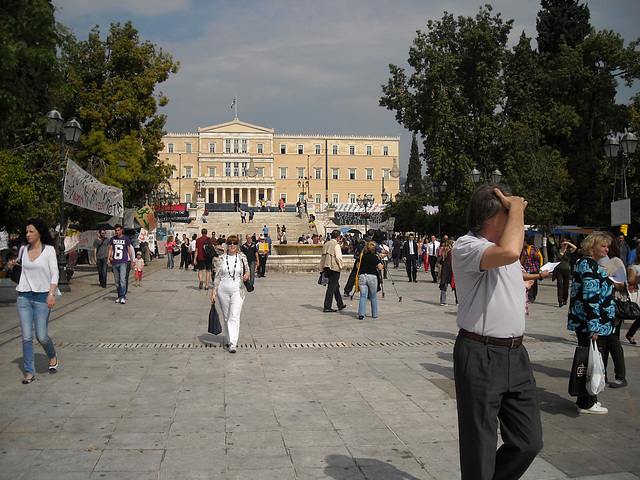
left=52, top=0, right=639, bottom=174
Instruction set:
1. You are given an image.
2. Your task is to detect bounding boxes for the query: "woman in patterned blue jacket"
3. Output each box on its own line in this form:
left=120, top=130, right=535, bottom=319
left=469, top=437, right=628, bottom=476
left=568, top=231, right=615, bottom=414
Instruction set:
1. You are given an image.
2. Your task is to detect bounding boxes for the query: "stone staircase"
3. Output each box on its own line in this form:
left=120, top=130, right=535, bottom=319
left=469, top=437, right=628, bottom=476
left=172, top=208, right=342, bottom=244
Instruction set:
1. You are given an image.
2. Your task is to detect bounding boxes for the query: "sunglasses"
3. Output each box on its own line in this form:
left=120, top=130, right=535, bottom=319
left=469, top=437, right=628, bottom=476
left=228, top=241, right=239, bottom=245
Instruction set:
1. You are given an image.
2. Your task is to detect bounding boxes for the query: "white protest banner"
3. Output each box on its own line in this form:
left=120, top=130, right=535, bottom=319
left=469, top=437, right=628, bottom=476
left=64, top=159, right=124, bottom=216
left=64, top=230, right=115, bottom=253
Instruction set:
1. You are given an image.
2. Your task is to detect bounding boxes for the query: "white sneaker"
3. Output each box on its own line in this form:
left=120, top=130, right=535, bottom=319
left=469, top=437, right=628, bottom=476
left=120, top=298, right=126, bottom=304
left=577, top=403, right=608, bottom=414
left=115, top=298, right=121, bottom=304
left=228, top=345, right=237, bottom=353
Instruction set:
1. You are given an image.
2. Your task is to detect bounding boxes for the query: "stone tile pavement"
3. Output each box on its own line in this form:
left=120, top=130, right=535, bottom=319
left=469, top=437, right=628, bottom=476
left=1, top=259, right=639, bottom=479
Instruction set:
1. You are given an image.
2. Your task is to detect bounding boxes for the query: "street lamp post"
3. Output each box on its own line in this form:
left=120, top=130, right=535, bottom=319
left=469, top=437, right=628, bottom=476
left=604, top=131, right=638, bottom=200
left=157, top=188, right=179, bottom=229
left=470, top=167, right=502, bottom=184
left=431, top=181, right=448, bottom=239
left=356, top=193, right=374, bottom=231
left=45, top=108, right=83, bottom=292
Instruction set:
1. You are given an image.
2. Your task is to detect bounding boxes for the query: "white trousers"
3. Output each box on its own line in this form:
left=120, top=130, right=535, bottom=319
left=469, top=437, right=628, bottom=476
left=217, top=279, right=244, bottom=347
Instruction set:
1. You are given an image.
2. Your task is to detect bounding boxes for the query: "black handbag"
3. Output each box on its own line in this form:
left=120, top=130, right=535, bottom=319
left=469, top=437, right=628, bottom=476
left=10, top=246, right=24, bottom=284
left=242, top=263, right=254, bottom=292
left=615, top=297, right=640, bottom=319
left=208, top=301, right=222, bottom=335
left=568, top=345, right=589, bottom=397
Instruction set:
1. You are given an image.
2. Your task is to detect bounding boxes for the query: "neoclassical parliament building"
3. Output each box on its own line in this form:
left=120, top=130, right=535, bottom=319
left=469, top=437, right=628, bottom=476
left=161, top=118, right=401, bottom=209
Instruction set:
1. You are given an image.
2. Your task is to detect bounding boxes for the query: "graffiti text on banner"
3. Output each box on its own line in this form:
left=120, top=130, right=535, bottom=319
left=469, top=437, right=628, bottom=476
left=333, top=211, right=384, bottom=225
left=63, top=159, right=123, bottom=216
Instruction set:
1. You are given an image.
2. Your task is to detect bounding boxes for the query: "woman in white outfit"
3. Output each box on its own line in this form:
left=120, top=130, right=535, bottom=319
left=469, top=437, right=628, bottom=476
left=211, top=235, right=250, bottom=353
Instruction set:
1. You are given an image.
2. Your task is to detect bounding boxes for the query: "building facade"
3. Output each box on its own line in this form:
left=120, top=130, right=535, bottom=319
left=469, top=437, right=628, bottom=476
left=160, top=118, right=401, bottom=208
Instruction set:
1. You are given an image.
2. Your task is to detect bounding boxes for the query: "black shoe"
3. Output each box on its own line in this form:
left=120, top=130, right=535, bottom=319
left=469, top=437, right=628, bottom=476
left=626, top=333, right=636, bottom=344
left=323, top=308, right=337, bottom=313
left=338, top=305, right=346, bottom=311
left=609, top=379, right=628, bottom=388
left=413, top=279, right=418, bottom=283
left=22, top=375, right=35, bottom=384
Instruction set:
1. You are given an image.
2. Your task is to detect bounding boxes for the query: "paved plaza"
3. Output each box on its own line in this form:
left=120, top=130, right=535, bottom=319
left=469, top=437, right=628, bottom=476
left=1, top=258, right=640, bottom=479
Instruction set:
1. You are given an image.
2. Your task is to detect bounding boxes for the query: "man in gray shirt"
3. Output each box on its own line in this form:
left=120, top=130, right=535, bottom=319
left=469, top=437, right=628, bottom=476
left=451, top=184, right=542, bottom=480
left=93, top=229, right=109, bottom=288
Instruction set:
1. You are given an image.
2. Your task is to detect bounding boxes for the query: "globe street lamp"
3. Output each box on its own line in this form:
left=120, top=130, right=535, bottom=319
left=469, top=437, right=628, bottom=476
left=156, top=188, right=179, bottom=229
left=45, top=108, right=83, bottom=292
left=356, top=193, right=374, bottom=231
left=604, top=131, right=638, bottom=200
left=470, top=167, right=502, bottom=184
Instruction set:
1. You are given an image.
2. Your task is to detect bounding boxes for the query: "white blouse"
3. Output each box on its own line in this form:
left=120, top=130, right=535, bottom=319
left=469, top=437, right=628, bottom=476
left=15, top=244, right=59, bottom=293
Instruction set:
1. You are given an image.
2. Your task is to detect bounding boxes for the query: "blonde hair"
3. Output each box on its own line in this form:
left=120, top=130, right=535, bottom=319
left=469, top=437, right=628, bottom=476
left=365, top=241, right=376, bottom=254
left=580, top=232, right=610, bottom=257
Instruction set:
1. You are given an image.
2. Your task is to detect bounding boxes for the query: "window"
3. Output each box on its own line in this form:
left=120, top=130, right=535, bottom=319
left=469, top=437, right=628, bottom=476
left=349, top=193, right=356, bottom=203
left=297, top=144, right=304, bottom=155
left=242, top=139, right=248, bottom=153
left=280, top=193, right=287, bottom=202
left=225, top=163, right=231, bottom=177
left=208, top=166, right=216, bottom=177
left=349, top=145, right=355, bottom=155
left=257, top=167, right=264, bottom=178
left=315, top=194, right=321, bottom=204
left=241, top=162, right=247, bottom=176
left=257, top=143, right=264, bottom=154
left=332, top=168, right=339, bottom=180
left=366, top=168, right=373, bottom=180
left=382, top=169, right=390, bottom=180
left=332, top=144, right=338, bottom=155
left=233, top=162, right=239, bottom=177
left=185, top=193, right=192, bottom=203
left=185, top=143, right=192, bottom=154
left=225, top=139, right=231, bottom=153
left=314, top=168, right=322, bottom=180
left=349, top=168, right=356, bottom=180
left=332, top=193, right=339, bottom=204
left=168, top=143, right=174, bottom=153
left=208, top=142, right=215, bottom=153
left=297, top=168, right=305, bottom=179
left=383, top=146, right=389, bottom=156
left=280, top=167, right=287, bottom=179
left=315, top=144, right=321, bottom=155
left=185, top=167, right=192, bottom=179
left=233, top=139, right=239, bottom=154
left=280, top=144, right=287, bottom=154
left=168, top=169, right=175, bottom=179
left=366, top=145, right=372, bottom=156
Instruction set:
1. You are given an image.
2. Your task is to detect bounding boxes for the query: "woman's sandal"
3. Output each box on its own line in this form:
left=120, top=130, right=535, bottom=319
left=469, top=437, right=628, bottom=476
left=22, top=375, right=35, bottom=384
left=626, top=333, right=637, bottom=345
left=49, top=356, right=58, bottom=373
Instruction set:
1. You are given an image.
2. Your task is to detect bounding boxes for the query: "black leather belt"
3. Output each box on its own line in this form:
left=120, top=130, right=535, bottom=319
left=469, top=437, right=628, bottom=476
left=459, top=329, right=523, bottom=348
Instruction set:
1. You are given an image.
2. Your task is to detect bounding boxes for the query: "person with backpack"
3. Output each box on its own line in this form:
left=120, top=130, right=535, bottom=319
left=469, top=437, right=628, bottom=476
left=195, top=228, right=216, bottom=290
left=344, top=230, right=384, bottom=297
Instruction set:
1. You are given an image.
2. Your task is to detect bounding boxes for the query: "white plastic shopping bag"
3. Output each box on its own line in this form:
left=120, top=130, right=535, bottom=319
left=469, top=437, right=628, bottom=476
left=586, top=339, right=606, bottom=395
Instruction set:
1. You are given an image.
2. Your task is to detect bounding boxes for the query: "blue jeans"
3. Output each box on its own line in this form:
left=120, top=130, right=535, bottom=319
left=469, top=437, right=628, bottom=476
left=166, top=251, right=174, bottom=268
left=17, top=293, right=57, bottom=376
left=358, top=273, right=378, bottom=318
left=112, top=263, right=129, bottom=299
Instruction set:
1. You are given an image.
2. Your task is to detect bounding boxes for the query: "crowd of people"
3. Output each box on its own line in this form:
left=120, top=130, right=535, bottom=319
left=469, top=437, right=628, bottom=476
left=9, top=183, right=640, bottom=480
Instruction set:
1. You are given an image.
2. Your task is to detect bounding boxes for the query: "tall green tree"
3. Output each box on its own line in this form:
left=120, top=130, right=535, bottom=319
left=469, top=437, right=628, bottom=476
left=406, top=133, right=423, bottom=195
left=380, top=6, right=513, bottom=226
left=52, top=21, right=179, bottom=227
left=536, top=0, right=591, bottom=56
left=0, top=0, right=60, bottom=149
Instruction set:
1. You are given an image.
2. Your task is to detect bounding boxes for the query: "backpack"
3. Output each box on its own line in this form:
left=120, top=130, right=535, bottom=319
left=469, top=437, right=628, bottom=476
left=353, top=239, right=366, bottom=260
left=203, top=238, right=216, bottom=260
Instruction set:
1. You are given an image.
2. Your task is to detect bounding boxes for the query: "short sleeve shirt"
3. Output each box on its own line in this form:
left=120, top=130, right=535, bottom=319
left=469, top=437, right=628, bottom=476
left=108, top=235, right=132, bottom=265
left=93, top=236, right=109, bottom=259
left=452, top=232, right=526, bottom=338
